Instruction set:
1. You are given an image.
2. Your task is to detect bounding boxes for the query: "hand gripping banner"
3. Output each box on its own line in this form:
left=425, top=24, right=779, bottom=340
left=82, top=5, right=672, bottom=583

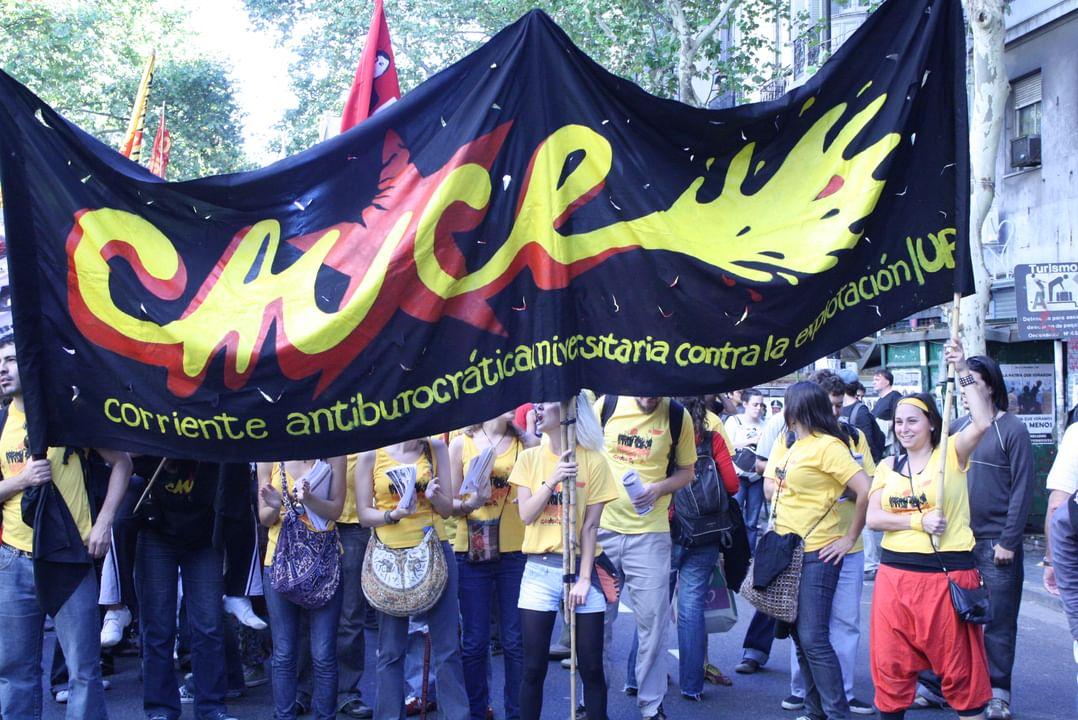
left=0, top=0, right=970, bottom=461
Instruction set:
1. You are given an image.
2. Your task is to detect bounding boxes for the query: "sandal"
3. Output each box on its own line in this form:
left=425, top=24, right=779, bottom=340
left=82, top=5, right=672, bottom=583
left=704, top=663, right=733, bottom=686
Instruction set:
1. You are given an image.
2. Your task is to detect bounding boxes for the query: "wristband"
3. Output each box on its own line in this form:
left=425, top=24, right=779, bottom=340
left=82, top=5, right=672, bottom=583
left=384, top=509, right=400, bottom=525
left=909, top=513, right=924, bottom=532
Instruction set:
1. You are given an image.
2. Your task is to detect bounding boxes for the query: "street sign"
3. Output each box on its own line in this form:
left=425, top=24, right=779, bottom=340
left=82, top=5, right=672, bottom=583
left=1015, top=263, right=1078, bottom=340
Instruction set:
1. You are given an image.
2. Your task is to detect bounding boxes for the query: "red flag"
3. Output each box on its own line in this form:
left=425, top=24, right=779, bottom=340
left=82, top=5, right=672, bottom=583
left=340, top=0, right=401, bottom=131
left=147, top=107, right=171, bottom=179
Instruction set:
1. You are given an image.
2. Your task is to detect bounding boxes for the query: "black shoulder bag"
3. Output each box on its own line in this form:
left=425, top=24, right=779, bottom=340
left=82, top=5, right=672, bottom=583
left=897, top=453, right=991, bottom=624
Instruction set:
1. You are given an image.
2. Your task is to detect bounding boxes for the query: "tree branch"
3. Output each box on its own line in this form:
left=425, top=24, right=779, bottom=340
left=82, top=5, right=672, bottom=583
left=694, top=0, right=738, bottom=49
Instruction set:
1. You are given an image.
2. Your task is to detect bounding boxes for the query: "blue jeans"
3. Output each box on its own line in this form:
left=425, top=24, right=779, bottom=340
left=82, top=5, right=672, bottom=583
left=336, top=524, right=371, bottom=708
left=457, top=551, right=525, bottom=720
left=137, top=533, right=229, bottom=720
left=735, top=478, right=765, bottom=552
left=973, top=538, right=1022, bottom=701
left=377, top=541, right=468, bottom=720
left=792, top=551, right=848, bottom=720
left=0, top=547, right=106, bottom=720
left=741, top=610, right=777, bottom=665
left=791, top=551, right=863, bottom=701
left=264, top=566, right=343, bottom=720
left=671, top=543, right=722, bottom=696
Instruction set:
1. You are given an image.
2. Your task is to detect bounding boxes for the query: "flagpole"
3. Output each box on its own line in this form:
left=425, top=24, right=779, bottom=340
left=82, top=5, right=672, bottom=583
left=935, top=291, right=962, bottom=511
left=119, top=51, right=156, bottom=161
left=560, top=396, right=578, bottom=720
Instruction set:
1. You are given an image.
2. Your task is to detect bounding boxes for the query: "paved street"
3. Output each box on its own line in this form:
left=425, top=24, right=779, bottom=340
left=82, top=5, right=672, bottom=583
left=44, top=540, right=1073, bottom=719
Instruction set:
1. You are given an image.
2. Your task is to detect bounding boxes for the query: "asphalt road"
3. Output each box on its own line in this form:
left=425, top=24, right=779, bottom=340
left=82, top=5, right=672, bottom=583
left=43, top=541, right=1073, bottom=719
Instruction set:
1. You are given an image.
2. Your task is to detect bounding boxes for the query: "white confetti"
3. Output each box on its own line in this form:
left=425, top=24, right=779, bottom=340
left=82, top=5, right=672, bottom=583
left=610, top=199, right=621, bottom=211
left=440, top=116, right=447, bottom=127
left=922, top=70, right=931, bottom=87
left=80, top=174, right=91, bottom=183
left=612, top=295, right=620, bottom=313
left=490, top=62, right=498, bottom=69
left=257, top=388, right=281, bottom=404
left=601, top=119, right=609, bottom=125
left=491, top=103, right=501, bottom=110
left=910, top=133, right=917, bottom=145
left=502, top=175, right=511, bottom=191
left=293, top=200, right=307, bottom=211
left=71, top=385, right=80, bottom=402
left=34, top=108, right=49, bottom=127
left=61, top=346, right=76, bottom=355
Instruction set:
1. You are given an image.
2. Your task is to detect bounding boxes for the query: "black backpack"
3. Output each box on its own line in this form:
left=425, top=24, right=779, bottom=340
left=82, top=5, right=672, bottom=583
left=844, top=401, right=885, bottom=463
left=671, top=431, right=736, bottom=548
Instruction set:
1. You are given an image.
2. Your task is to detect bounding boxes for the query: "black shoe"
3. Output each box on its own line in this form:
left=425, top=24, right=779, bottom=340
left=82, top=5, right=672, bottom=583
left=781, top=695, right=805, bottom=710
left=623, top=684, right=638, bottom=696
left=734, top=658, right=761, bottom=674
left=293, top=698, right=311, bottom=716
left=643, top=705, right=666, bottom=720
left=339, top=699, right=374, bottom=719
left=575, top=705, right=588, bottom=720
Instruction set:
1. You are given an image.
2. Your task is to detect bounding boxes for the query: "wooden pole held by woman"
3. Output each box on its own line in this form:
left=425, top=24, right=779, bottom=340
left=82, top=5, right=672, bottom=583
left=936, top=291, right=963, bottom=510
left=560, top=396, right=579, bottom=720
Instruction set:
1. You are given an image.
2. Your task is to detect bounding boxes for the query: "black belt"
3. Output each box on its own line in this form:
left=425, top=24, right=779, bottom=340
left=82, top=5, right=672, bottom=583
left=1, top=543, right=32, bottom=559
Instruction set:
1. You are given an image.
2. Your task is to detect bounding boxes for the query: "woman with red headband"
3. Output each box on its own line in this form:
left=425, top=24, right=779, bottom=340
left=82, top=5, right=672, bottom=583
left=866, top=339, right=995, bottom=720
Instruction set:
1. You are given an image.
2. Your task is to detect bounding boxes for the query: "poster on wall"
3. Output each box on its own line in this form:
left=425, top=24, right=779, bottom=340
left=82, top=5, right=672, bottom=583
left=891, top=367, right=924, bottom=396
left=1015, top=263, right=1078, bottom=340
left=1000, top=363, right=1055, bottom=443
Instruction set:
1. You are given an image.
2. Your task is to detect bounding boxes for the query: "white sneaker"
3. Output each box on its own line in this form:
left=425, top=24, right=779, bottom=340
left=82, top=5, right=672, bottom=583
left=100, top=606, right=132, bottom=648
left=55, top=680, right=108, bottom=704
left=223, top=596, right=268, bottom=630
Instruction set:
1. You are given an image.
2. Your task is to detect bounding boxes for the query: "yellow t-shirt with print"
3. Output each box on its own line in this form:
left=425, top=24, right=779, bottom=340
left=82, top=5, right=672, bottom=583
left=263, top=462, right=340, bottom=566
left=372, top=446, right=446, bottom=549
left=598, top=397, right=696, bottom=535
left=453, top=434, right=525, bottom=553
left=509, top=440, right=618, bottom=555
left=765, top=433, right=863, bottom=552
left=705, top=410, right=735, bottom=456
left=835, top=430, right=875, bottom=553
left=870, top=442, right=973, bottom=554
left=0, top=404, right=92, bottom=553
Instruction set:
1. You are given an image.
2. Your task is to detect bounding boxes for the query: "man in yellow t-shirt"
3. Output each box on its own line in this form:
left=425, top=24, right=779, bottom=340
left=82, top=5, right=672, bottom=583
left=596, top=396, right=695, bottom=720
left=0, top=338, right=132, bottom=719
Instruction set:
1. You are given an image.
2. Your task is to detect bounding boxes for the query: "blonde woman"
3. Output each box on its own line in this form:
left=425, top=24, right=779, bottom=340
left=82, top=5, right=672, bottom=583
left=511, top=395, right=616, bottom=720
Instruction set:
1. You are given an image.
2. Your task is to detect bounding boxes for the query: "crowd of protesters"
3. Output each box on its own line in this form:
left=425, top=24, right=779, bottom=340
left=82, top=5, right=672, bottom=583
left=0, top=331, right=1064, bottom=720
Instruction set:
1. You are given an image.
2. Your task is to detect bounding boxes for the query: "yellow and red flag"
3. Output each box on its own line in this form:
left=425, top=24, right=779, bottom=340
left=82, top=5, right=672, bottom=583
left=147, top=106, right=171, bottom=178
left=119, top=52, right=156, bottom=161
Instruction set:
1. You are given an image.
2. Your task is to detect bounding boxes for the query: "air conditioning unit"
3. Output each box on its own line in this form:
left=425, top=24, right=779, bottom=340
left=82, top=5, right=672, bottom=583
left=1010, top=135, right=1041, bottom=168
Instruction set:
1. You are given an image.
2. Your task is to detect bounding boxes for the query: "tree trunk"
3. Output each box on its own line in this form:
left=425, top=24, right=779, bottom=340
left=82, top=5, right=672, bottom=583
left=960, top=0, right=1008, bottom=355
left=668, top=0, right=700, bottom=106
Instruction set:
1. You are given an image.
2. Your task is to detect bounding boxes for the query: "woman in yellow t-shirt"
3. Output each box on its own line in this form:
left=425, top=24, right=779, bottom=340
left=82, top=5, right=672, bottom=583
left=762, top=381, right=870, bottom=720
left=509, top=393, right=617, bottom=720
left=256, top=457, right=347, bottom=720
left=448, top=409, right=535, bottom=720
left=866, top=340, right=995, bottom=720
left=353, top=438, right=467, bottom=720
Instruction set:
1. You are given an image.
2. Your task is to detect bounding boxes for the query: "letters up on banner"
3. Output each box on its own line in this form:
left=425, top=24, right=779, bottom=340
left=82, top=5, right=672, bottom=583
left=0, top=0, right=970, bottom=460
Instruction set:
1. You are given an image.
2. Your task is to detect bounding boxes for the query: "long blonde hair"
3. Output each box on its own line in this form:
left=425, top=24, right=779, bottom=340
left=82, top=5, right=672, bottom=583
left=574, top=391, right=604, bottom=452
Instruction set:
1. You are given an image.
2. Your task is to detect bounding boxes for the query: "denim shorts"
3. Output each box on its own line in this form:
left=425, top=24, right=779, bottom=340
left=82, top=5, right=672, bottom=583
left=517, top=555, right=606, bottom=614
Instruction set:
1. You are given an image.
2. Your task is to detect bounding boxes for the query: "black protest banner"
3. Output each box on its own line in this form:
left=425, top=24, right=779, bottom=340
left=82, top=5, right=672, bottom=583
left=0, top=0, right=969, bottom=461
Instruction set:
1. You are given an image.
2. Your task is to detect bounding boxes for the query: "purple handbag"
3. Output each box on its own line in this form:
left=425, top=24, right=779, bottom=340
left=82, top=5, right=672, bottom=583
left=270, top=466, right=341, bottom=609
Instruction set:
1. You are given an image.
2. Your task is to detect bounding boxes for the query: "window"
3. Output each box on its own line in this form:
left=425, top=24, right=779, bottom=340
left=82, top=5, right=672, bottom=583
left=1013, top=72, right=1042, bottom=137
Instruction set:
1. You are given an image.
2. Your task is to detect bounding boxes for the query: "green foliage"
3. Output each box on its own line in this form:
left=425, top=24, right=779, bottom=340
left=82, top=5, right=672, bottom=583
left=244, top=0, right=787, bottom=155
left=0, top=0, right=249, bottom=179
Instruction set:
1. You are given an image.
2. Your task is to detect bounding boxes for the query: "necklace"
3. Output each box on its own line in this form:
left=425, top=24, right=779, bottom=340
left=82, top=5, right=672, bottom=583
left=481, top=424, right=508, bottom=453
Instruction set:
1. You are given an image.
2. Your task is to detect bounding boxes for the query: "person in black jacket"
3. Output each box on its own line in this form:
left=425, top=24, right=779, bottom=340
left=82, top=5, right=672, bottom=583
left=135, top=458, right=238, bottom=720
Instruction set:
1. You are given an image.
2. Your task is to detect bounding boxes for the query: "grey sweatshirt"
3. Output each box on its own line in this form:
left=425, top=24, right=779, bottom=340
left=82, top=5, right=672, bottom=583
left=952, top=412, right=1035, bottom=551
